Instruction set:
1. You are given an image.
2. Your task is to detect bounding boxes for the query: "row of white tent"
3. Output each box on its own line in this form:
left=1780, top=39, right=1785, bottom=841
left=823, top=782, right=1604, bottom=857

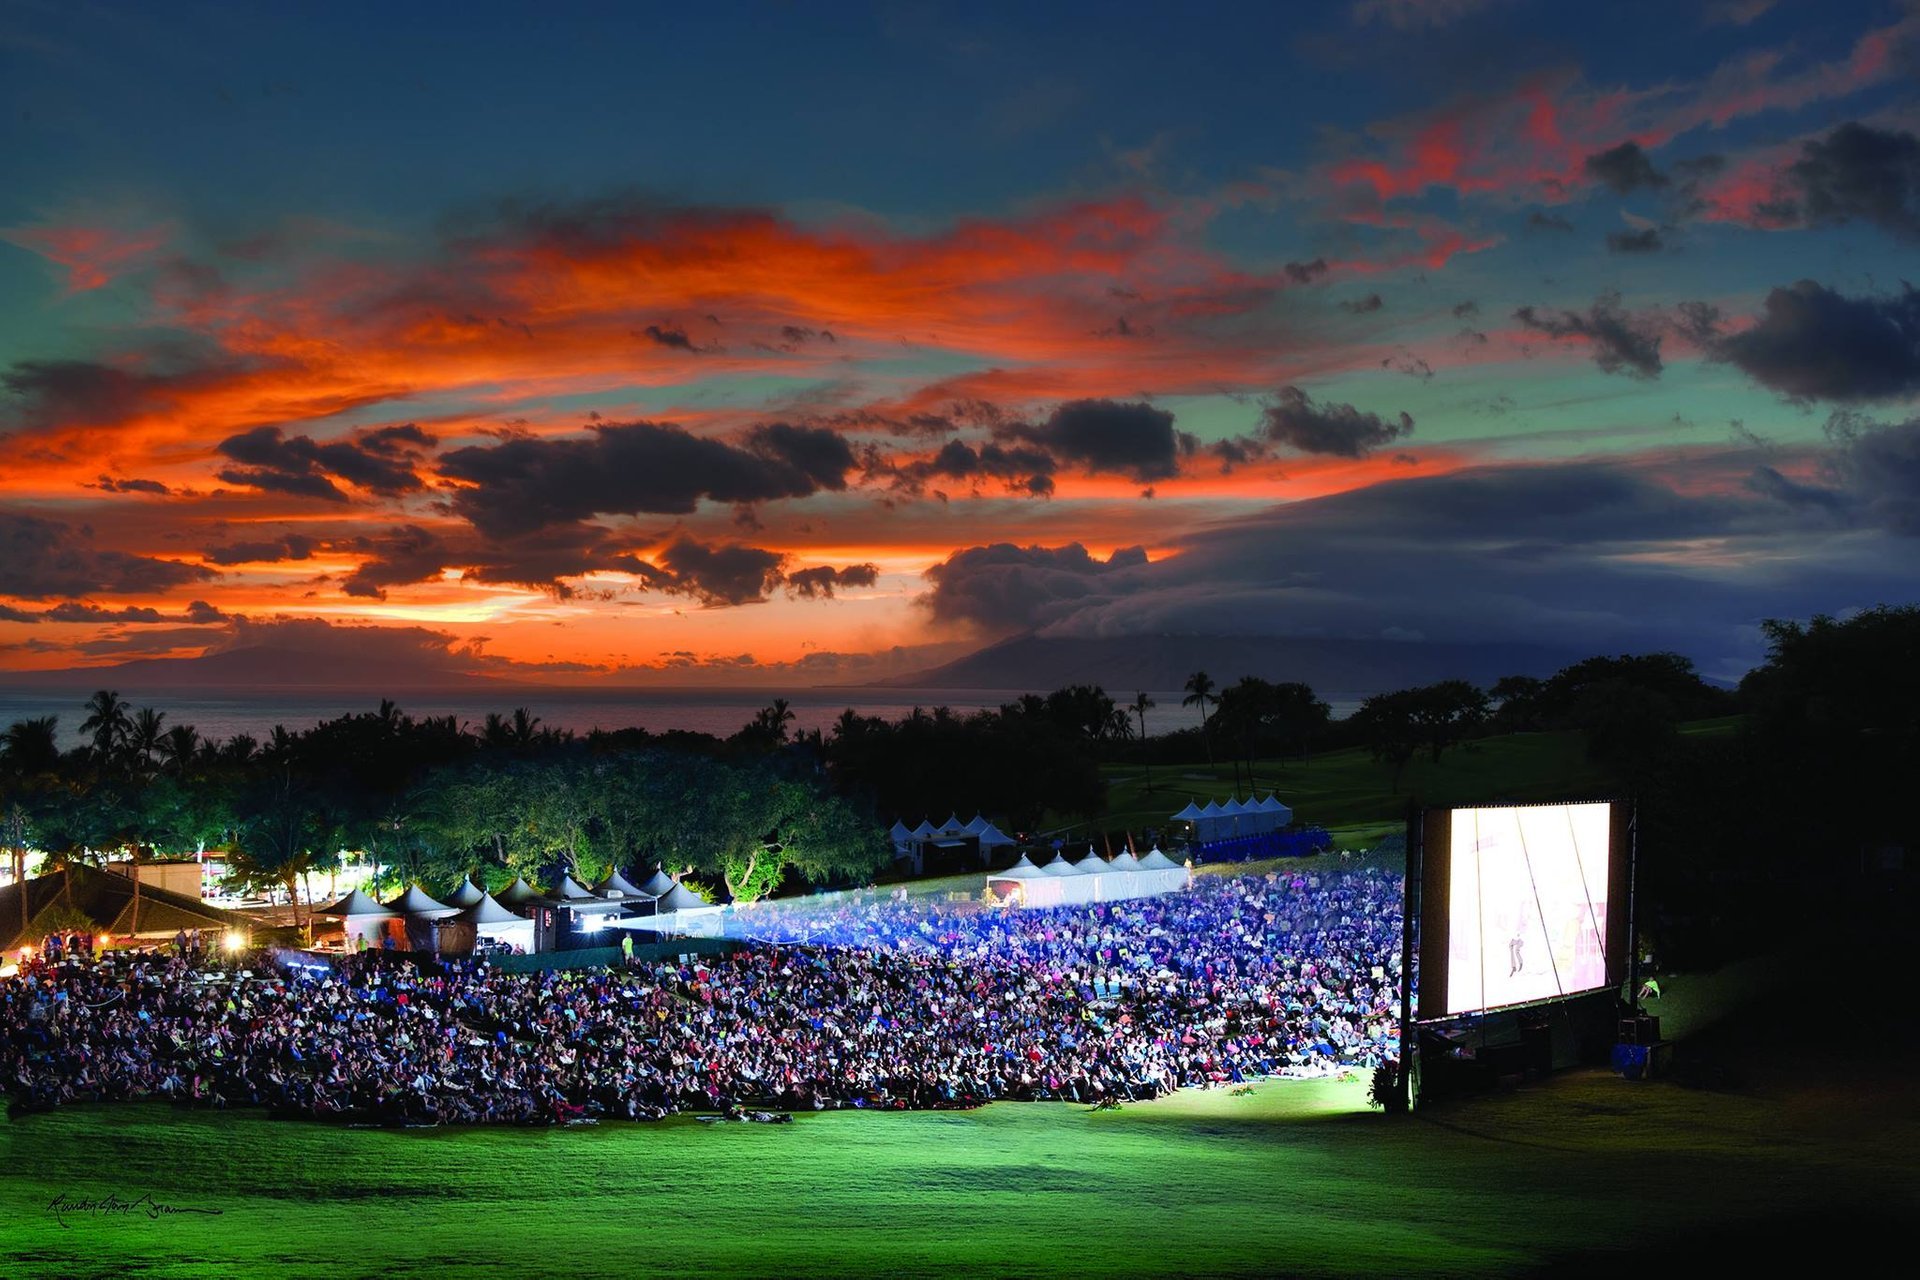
left=1170, top=795, right=1293, bottom=843
left=888, top=813, right=1021, bottom=851
left=985, top=848, right=1191, bottom=909
left=888, top=813, right=1020, bottom=872
left=315, top=869, right=718, bottom=951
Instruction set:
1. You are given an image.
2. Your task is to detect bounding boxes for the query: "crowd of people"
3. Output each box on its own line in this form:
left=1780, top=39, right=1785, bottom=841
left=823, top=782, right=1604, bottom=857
left=0, top=866, right=1403, bottom=1127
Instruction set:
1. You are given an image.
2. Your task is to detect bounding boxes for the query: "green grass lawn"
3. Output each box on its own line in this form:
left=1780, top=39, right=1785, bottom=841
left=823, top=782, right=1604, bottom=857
left=3, top=975, right=1910, bottom=1280
left=1093, top=728, right=1615, bottom=844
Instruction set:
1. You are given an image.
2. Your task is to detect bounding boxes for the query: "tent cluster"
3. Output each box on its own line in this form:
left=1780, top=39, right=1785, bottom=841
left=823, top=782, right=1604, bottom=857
left=984, top=848, right=1190, bottom=909
left=887, top=813, right=1019, bottom=871
left=314, top=867, right=717, bottom=954
left=1170, top=795, right=1292, bottom=844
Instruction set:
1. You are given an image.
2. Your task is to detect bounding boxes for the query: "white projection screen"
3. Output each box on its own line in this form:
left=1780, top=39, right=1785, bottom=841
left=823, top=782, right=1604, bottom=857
left=1418, top=802, right=1627, bottom=1019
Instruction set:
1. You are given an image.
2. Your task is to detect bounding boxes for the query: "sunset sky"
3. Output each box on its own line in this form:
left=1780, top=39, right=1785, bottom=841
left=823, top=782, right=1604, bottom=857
left=3, top=0, right=1919, bottom=685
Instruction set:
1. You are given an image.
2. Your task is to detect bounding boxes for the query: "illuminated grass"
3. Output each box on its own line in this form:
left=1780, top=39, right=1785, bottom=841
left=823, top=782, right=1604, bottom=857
left=1, top=1042, right=1910, bottom=1279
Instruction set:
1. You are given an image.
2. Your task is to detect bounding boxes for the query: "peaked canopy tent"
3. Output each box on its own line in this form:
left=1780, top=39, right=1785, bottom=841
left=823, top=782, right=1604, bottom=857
left=893, top=811, right=1018, bottom=873
left=639, top=869, right=677, bottom=898
left=494, top=877, right=545, bottom=911
left=549, top=874, right=599, bottom=902
left=436, top=891, right=537, bottom=956
left=1135, top=848, right=1192, bottom=894
left=595, top=868, right=651, bottom=899
left=315, top=887, right=401, bottom=948
left=382, top=886, right=460, bottom=919
left=609, top=882, right=721, bottom=938
left=443, top=878, right=486, bottom=910
left=382, top=885, right=462, bottom=950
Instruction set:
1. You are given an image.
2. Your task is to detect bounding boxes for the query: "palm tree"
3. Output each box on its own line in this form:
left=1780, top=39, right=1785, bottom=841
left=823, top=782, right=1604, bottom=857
left=509, top=707, right=541, bottom=747
left=1182, top=671, right=1218, bottom=765
left=1131, top=692, right=1156, bottom=794
left=3, top=801, right=32, bottom=940
left=159, top=724, right=200, bottom=776
left=129, top=707, right=167, bottom=773
left=2, top=716, right=61, bottom=777
left=79, top=690, right=132, bottom=766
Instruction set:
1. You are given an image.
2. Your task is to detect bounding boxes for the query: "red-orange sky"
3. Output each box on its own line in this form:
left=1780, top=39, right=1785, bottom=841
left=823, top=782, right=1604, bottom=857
left=3, top=2, right=1918, bottom=684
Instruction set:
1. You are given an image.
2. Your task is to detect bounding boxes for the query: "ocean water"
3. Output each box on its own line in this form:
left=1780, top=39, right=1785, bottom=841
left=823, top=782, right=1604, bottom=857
left=0, top=686, right=1204, bottom=750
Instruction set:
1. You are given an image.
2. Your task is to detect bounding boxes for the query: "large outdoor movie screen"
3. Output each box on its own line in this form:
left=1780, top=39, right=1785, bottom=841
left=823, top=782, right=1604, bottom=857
left=1428, top=802, right=1618, bottom=1017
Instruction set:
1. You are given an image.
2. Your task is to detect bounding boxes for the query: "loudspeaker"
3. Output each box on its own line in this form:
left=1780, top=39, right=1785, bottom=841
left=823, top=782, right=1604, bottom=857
left=1618, top=1014, right=1660, bottom=1046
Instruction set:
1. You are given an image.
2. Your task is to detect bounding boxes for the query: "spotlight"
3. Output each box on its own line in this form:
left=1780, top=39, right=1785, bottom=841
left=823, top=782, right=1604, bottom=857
left=223, top=931, right=247, bottom=953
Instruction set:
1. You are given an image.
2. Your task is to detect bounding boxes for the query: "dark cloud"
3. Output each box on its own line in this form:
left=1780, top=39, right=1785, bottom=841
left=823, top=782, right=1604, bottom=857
left=653, top=539, right=786, bottom=606
left=778, top=325, right=835, bottom=349
left=0, top=356, right=224, bottom=434
left=642, top=323, right=699, bottom=352
left=1527, top=211, right=1574, bottom=233
left=1283, top=258, right=1329, bottom=284
left=744, top=422, right=857, bottom=492
left=891, top=439, right=1057, bottom=495
left=1514, top=290, right=1665, bottom=379
left=202, top=534, right=317, bottom=566
left=785, top=563, right=880, bottom=599
left=1340, top=293, right=1385, bottom=314
left=1785, top=122, right=1920, bottom=241
left=921, top=542, right=1149, bottom=633
left=1825, top=412, right=1920, bottom=535
left=1584, top=142, right=1669, bottom=195
left=87, top=475, right=172, bottom=495
left=437, top=419, right=851, bottom=538
left=1746, top=464, right=1846, bottom=514
left=1006, top=399, right=1193, bottom=482
left=340, top=526, right=455, bottom=600
left=1606, top=227, right=1665, bottom=253
left=0, top=597, right=229, bottom=625
left=1452, top=300, right=1480, bottom=319
left=1707, top=281, right=1920, bottom=402
left=1258, top=385, right=1414, bottom=457
left=216, top=423, right=436, bottom=501
left=0, top=512, right=216, bottom=600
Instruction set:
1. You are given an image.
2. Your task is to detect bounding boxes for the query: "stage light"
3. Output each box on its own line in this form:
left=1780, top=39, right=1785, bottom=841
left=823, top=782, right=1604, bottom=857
left=223, top=931, right=247, bottom=953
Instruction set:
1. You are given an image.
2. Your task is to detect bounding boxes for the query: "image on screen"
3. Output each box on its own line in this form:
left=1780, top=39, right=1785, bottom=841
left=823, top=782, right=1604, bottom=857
left=1444, top=803, right=1612, bottom=1015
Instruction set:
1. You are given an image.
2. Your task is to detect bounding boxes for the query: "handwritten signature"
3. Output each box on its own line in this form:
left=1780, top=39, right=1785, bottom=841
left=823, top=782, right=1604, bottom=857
left=45, top=1191, right=224, bottom=1229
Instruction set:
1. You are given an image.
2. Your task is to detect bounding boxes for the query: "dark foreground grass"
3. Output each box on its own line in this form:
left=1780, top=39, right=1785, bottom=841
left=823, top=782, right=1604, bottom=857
left=2, top=961, right=1912, bottom=1280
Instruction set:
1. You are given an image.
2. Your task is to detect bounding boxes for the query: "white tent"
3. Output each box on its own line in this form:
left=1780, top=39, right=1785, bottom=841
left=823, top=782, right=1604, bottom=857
left=888, top=820, right=914, bottom=851
left=1171, top=800, right=1205, bottom=822
left=617, top=881, right=722, bottom=937
left=940, top=812, right=966, bottom=834
left=443, top=878, right=485, bottom=909
left=911, top=819, right=938, bottom=841
left=1003, top=853, right=1042, bottom=874
left=962, top=814, right=990, bottom=835
left=639, top=869, right=677, bottom=898
left=315, top=887, right=398, bottom=948
left=986, top=868, right=1072, bottom=908
left=977, top=822, right=1018, bottom=848
left=1107, top=850, right=1142, bottom=872
left=1039, top=854, right=1078, bottom=876
left=1135, top=847, right=1192, bottom=894
left=1258, top=795, right=1293, bottom=826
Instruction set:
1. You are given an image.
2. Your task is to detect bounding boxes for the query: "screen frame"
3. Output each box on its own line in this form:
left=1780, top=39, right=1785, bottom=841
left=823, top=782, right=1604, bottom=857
left=1416, top=800, right=1631, bottom=1022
